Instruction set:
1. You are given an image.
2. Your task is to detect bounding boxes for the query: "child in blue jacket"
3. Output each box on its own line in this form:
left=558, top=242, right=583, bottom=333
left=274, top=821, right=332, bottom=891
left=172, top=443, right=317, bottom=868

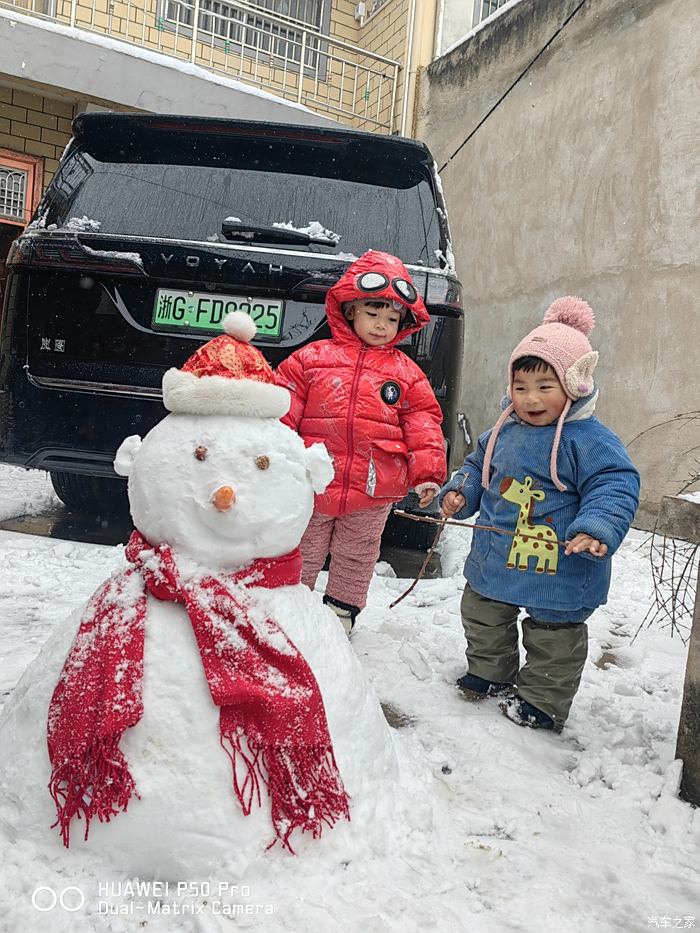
left=438, top=297, right=640, bottom=732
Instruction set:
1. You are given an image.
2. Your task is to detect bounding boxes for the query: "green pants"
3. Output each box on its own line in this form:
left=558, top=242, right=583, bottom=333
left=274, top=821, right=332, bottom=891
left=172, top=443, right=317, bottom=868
left=460, top=583, right=589, bottom=728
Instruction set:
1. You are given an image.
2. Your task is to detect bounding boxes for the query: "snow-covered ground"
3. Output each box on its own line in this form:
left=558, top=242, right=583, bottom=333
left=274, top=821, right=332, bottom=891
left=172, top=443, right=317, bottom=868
left=0, top=465, right=698, bottom=932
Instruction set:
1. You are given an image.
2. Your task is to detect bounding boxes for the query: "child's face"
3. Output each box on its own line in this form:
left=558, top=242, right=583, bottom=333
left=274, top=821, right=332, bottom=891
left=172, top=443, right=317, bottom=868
left=345, top=300, right=401, bottom=346
left=512, top=364, right=568, bottom=426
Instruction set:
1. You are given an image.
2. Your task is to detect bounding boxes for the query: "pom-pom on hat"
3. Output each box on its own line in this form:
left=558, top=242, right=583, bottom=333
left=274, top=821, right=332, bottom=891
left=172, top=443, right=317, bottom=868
left=162, top=311, right=290, bottom=418
left=508, top=296, right=599, bottom=401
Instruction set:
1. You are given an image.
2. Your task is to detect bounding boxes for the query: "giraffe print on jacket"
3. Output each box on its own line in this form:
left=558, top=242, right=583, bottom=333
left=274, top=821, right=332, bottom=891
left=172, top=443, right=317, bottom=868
left=500, top=475, right=558, bottom=575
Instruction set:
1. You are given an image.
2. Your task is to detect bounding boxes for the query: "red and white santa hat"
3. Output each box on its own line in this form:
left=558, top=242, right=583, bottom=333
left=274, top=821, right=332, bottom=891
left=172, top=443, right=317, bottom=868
left=162, top=311, right=290, bottom=418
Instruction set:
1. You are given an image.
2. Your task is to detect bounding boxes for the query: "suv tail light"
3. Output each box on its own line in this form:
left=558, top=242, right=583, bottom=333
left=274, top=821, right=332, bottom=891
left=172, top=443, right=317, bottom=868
left=426, top=274, right=462, bottom=313
left=6, top=236, right=145, bottom=276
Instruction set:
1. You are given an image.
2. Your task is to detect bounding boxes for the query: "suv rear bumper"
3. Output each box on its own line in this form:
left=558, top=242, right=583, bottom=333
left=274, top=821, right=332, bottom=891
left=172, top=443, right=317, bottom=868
left=0, top=371, right=167, bottom=476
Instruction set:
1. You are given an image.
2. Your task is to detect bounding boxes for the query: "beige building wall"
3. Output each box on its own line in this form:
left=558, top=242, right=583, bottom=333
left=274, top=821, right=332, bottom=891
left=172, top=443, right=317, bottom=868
left=416, top=0, right=700, bottom=526
left=0, top=87, right=74, bottom=186
left=332, top=0, right=361, bottom=43
left=356, top=0, right=408, bottom=132
left=0, top=83, right=129, bottom=191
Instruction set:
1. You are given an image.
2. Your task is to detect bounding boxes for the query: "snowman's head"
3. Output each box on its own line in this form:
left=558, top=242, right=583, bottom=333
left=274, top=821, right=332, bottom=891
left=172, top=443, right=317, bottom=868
left=114, top=414, right=333, bottom=570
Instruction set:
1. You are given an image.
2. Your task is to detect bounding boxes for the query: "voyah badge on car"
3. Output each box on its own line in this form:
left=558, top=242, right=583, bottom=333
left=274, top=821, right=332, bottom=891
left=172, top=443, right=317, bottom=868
left=152, top=289, right=284, bottom=340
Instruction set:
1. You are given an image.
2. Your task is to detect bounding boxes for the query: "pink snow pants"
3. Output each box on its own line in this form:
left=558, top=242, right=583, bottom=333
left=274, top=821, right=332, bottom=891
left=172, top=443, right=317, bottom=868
left=299, top=504, right=393, bottom=610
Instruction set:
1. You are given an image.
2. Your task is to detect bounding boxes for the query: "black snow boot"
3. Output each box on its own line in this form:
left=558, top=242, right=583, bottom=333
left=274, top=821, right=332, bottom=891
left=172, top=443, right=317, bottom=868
left=456, top=672, right=512, bottom=700
left=323, top=594, right=360, bottom=637
left=499, top=694, right=561, bottom=732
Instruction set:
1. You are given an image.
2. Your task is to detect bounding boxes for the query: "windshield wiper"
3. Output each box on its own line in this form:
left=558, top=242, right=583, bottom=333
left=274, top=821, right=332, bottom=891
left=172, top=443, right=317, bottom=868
left=221, top=220, right=337, bottom=247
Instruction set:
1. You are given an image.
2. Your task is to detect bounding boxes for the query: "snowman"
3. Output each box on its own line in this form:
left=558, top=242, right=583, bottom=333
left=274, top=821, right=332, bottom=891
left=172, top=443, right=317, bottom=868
left=0, top=312, right=400, bottom=879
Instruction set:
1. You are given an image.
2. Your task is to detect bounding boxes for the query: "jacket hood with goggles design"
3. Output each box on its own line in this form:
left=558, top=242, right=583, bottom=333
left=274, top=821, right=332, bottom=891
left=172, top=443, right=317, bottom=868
left=325, top=250, right=429, bottom=348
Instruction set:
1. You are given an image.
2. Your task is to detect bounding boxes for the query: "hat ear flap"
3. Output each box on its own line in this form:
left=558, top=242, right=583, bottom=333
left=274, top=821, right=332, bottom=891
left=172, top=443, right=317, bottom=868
left=564, top=350, right=599, bottom=398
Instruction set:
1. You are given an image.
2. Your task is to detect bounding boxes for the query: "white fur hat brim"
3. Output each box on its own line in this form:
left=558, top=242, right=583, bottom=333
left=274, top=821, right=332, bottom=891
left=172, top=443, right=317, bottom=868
left=162, top=369, right=291, bottom=418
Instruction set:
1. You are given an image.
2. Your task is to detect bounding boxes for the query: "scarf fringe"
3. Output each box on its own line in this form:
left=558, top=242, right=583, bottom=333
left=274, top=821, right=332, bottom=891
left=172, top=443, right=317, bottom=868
left=48, top=734, right=138, bottom=847
left=222, top=731, right=351, bottom=853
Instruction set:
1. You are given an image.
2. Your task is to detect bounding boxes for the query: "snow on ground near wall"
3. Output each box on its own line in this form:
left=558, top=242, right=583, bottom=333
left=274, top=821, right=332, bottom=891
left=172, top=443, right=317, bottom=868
left=0, top=516, right=699, bottom=931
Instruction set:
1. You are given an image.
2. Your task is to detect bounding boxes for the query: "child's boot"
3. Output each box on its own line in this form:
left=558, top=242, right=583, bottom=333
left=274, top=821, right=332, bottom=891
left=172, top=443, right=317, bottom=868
left=323, top=594, right=360, bottom=636
left=498, top=693, right=561, bottom=732
left=456, top=672, right=512, bottom=700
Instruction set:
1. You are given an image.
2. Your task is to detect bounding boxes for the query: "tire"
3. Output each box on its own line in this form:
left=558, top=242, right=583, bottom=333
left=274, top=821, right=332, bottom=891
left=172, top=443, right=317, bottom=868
left=50, top=471, right=129, bottom=515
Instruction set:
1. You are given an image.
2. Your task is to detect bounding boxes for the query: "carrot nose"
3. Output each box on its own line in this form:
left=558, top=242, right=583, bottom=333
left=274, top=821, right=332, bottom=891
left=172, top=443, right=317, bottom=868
left=212, top=485, right=236, bottom=511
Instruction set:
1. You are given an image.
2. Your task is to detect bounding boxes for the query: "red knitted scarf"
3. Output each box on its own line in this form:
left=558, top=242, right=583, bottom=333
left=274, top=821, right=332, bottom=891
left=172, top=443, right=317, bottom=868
left=47, top=531, right=350, bottom=852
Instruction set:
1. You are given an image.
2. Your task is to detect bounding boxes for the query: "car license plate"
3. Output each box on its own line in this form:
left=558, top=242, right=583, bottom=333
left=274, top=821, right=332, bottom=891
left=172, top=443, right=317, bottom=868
left=152, top=289, right=284, bottom=340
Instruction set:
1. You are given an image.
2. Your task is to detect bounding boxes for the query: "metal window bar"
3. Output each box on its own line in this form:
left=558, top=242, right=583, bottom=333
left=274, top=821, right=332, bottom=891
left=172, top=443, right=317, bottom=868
left=166, top=0, right=327, bottom=75
left=0, top=0, right=399, bottom=131
left=165, top=0, right=322, bottom=53
left=472, top=0, right=511, bottom=28
left=0, top=167, right=28, bottom=222
left=7, top=0, right=57, bottom=17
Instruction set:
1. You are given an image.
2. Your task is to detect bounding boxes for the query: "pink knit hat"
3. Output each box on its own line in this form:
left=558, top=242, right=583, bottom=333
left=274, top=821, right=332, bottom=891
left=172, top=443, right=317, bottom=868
left=507, top=296, right=598, bottom=401
left=482, top=297, right=599, bottom=493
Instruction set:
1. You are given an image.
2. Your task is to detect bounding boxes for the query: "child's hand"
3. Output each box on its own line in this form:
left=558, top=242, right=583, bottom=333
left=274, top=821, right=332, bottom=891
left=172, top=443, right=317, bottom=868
left=564, top=534, right=608, bottom=557
left=415, top=483, right=440, bottom=508
left=441, top=491, right=466, bottom=518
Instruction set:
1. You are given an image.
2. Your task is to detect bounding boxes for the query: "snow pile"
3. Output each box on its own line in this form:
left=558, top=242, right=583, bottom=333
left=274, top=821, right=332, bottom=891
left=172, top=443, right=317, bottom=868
left=272, top=220, right=341, bottom=244
left=81, top=245, right=143, bottom=268
left=0, top=466, right=60, bottom=523
left=64, top=216, right=101, bottom=233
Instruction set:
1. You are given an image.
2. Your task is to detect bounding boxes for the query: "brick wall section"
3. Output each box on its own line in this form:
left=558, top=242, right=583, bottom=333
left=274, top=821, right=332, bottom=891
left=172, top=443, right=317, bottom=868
left=0, top=87, right=76, bottom=188
left=361, top=0, right=408, bottom=60
left=332, top=0, right=360, bottom=42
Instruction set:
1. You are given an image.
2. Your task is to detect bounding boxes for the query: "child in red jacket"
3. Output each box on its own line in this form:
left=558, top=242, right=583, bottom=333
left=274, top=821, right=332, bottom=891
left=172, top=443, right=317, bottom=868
left=276, top=250, right=446, bottom=634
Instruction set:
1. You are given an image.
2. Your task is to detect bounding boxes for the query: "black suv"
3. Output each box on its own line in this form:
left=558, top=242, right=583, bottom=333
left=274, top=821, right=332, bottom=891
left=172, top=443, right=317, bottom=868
left=0, top=113, right=466, bottom=545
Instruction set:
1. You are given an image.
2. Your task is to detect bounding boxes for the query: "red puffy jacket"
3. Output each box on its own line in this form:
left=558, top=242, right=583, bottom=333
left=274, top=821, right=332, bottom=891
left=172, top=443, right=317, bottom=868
left=276, top=251, right=446, bottom=516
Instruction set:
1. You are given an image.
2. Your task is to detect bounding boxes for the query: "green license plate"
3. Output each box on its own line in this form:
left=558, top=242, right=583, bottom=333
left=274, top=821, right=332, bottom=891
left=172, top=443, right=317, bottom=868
left=152, top=289, right=284, bottom=340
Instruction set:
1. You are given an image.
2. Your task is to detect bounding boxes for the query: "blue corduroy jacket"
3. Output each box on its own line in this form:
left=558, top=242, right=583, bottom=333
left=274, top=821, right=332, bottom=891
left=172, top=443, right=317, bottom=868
left=438, top=394, right=640, bottom=622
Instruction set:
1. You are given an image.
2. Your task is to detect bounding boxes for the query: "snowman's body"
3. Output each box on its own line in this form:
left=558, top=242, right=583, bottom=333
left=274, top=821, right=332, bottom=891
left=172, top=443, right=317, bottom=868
left=0, top=408, right=401, bottom=878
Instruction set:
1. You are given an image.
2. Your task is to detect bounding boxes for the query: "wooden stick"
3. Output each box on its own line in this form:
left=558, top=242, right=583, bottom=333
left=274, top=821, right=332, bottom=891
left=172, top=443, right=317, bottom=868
left=389, top=517, right=446, bottom=609
left=392, top=508, right=568, bottom=548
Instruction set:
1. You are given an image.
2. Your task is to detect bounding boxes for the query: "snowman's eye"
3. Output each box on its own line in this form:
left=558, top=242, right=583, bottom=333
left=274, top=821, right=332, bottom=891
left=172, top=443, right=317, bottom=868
left=255, top=455, right=270, bottom=470
left=195, top=446, right=208, bottom=461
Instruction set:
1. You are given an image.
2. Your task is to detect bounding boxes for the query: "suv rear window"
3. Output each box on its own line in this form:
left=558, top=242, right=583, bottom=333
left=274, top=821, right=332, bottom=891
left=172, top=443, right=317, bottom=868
left=43, top=134, right=443, bottom=267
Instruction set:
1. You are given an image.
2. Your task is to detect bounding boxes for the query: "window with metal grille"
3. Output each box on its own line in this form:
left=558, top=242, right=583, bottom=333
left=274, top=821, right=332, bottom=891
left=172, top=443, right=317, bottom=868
left=0, top=166, right=28, bottom=223
left=0, top=150, right=44, bottom=227
left=473, top=0, right=511, bottom=27
left=162, top=0, right=330, bottom=67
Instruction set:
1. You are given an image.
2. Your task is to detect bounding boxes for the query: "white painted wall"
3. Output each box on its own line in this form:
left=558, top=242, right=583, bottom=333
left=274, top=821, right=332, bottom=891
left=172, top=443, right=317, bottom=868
left=436, top=0, right=475, bottom=56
